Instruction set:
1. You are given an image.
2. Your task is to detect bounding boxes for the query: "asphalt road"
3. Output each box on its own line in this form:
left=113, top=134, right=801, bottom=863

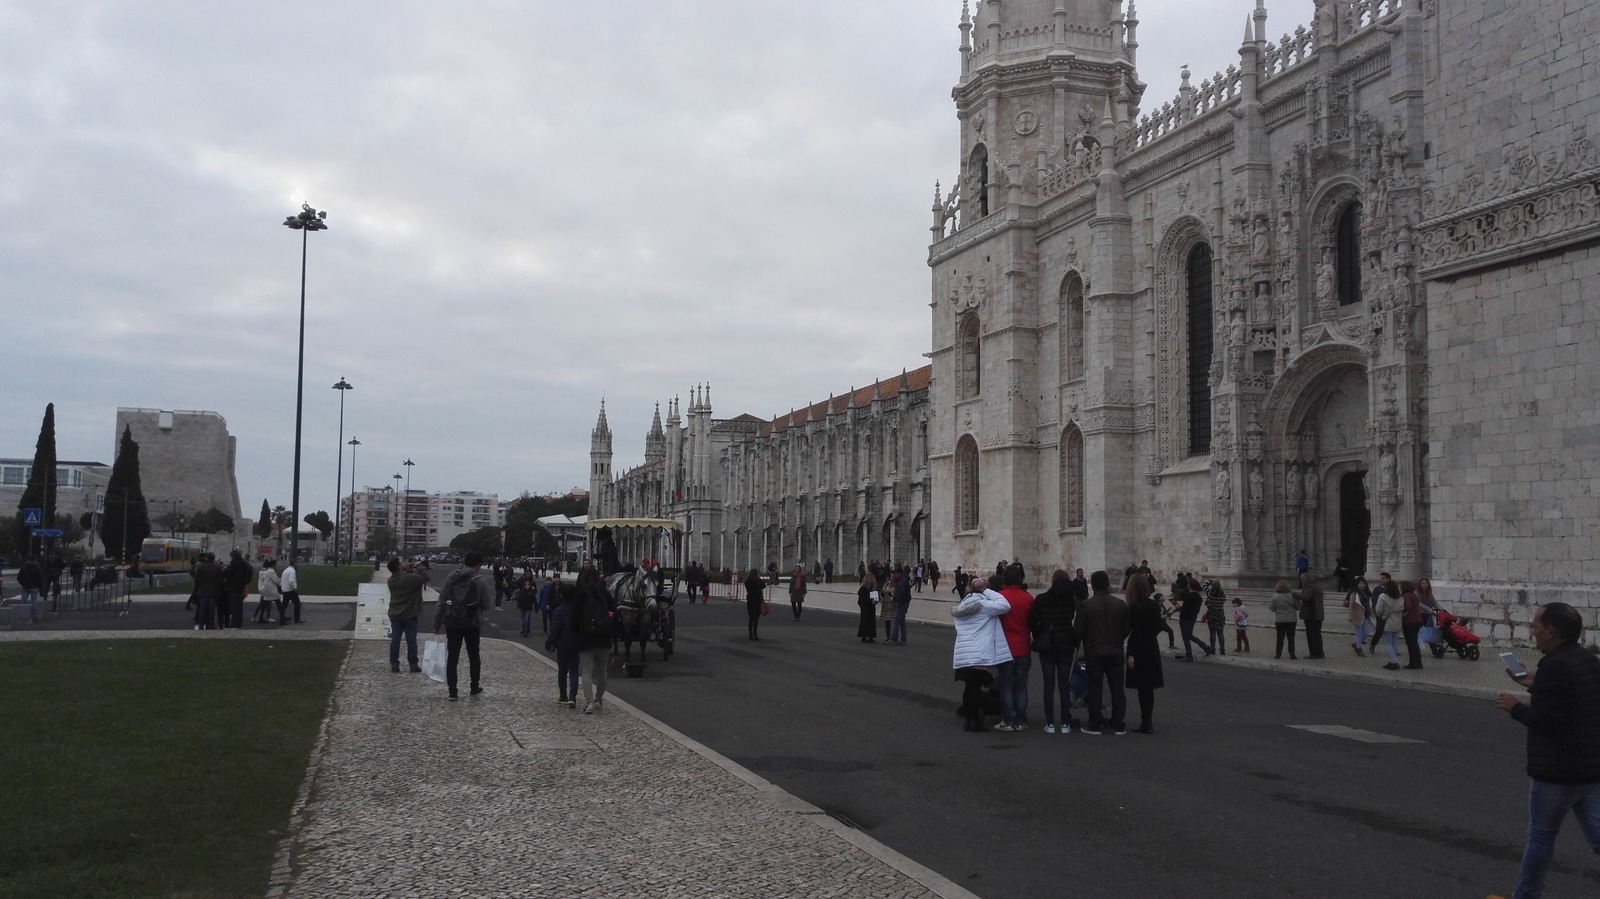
left=512, top=598, right=1600, bottom=899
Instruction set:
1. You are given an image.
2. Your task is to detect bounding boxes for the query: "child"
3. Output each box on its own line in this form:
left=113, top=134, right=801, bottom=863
left=1232, top=597, right=1251, bottom=652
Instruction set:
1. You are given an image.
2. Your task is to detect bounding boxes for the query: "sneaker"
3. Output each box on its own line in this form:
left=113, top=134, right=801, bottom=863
left=583, top=703, right=594, bottom=714
left=391, top=666, right=401, bottom=673
left=593, top=699, right=603, bottom=712
left=993, top=723, right=1016, bottom=732
left=469, top=687, right=484, bottom=697
left=555, top=696, right=570, bottom=704
left=1014, top=722, right=1028, bottom=731
left=1059, top=721, right=1072, bottom=734
left=1043, top=723, right=1057, bottom=734
left=568, top=700, right=577, bottom=709
left=1113, top=724, right=1129, bottom=736
left=1081, top=725, right=1102, bottom=735
left=448, top=693, right=459, bottom=701
left=408, top=665, right=422, bottom=673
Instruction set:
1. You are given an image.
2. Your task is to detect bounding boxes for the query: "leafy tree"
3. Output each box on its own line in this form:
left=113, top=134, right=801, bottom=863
left=502, top=493, right=583, bottom=558
left=303, top=510, right=334, bottom=539
left=0, top=516, right=17, bottom=560
left=190, top=507, right=236, bottom=534
left=99, top=425, right=151, bottom=562
left=254, top=500, right=273, bottom=538
left=366, top=525, right=396, bottom=557
left=54, top=512, right=85, bottom=548
left=13, top=403, right=58, bottom=556
left=449, top=526, right=503, bottom=557
left=153, top=511, right=189, bottom=535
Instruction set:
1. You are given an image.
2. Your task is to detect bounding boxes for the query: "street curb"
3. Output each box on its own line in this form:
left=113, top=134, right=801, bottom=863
left=499, top=639, right=983, bottom=899
left=1206, top=652, right=1503, bottom=700
left=265, top=640, right=355, bottom=899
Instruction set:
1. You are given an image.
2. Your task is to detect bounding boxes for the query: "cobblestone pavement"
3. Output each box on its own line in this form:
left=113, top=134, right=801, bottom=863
left=276, top=638, right=967, bottom=899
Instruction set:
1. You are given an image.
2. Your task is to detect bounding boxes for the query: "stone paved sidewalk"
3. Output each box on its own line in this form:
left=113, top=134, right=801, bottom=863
left=275, top=639, right=971, bottom=899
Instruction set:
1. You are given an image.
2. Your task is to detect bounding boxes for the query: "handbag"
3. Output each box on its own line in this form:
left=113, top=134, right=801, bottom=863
left=1030, top=628, right=1053, bottom=654
left=760, top=600, right=770, bottom=616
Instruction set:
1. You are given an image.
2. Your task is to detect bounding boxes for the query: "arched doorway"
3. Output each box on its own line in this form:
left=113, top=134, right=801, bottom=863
left=1339, top=471, right=1370, bottom=578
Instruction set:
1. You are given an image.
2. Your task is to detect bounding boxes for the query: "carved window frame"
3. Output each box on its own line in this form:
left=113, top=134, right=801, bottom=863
left=969, top=144, right=990, bottom=218
left=955, top=434, right=980, bottom=532
left=1336, top=202, right=1362, bottom=306
left=958, top=313, right=982, bottom=400
left=1154, top=216, right=1215, bottom=468
left=1061, top=424, right=1084, bottom=530
left=1060, top=271, right=1085, bottom=384
left=1307, top=180, right=1365, bottom=321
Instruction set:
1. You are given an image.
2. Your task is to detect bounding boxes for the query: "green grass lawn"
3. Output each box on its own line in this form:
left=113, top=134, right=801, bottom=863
left=290, top=564, right=376, bottom=596
left=0, top=639, right=347, bottom=899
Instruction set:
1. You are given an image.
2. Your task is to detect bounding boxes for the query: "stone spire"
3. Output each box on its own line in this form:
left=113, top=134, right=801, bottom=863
left=645, top=403, right=666, bottom=465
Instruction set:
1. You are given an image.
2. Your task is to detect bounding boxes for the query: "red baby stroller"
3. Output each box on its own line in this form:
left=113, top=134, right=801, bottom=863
left=1425, top=608, right=1482, bottom=661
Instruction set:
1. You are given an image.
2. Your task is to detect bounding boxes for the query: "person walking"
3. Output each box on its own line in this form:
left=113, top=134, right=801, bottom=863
left=1124, top=574, right=1165, bottom=734
left=1347, top=576, right=1373, bottom=657
left=951, top=576, right=1010, bottom=733
left=855, top=571, right=877, bottom=643
left=1269, top=579, right=1301, bottom=660
left=386, top=557, right=428, bottom=673
left=1293, top=548, right=1309, bottom=581
left=823, top=557, right=833, bottom=584
left=1202, top=579, right=1227, bottom=656
left=1074, top=570, right=1130, bottom=736
left=928, top=560, right=941, bottom=593
left=879, top=567, right=897, bottom=643
left=993, top=563, right=1035, bottom=731
left=788, top=564, right=807, bottom=620
left=69, top=557, right=84, bottom=594
left=432, top=551, right=493, bottom=700
left=1231, top=597, right=1251, bottom=652
left=190, top=552, right=223, bottom=630
left=1369, top=571, right=1397, bottom=652
left=573, top=568, right=615, bottom=713
left=15, top=557, right=44, bottom=621
left=514, top=575, right=537, bottom=636
left=1375, top=586, right=1403, bottom=670
left=890, top=565, right=913, bottom=645
left=743, top=567, right=766, bottom=641
left=222, top=549, right=252, bottom=629
left=253, top=559, right=281, bottom=623
left=278, top=560, right=302, bottom=625
left=1490, top=602, right=1600, bottom=899
left=1176, top=576, right=1211, bottom=660
left=544, top=582, right=581, bottom=707
left=1297, top=572, right=1326, bottom=659
left=1399, top=580, right=1431, bottom=670
left=1029, top=570, right=1078, bottom=734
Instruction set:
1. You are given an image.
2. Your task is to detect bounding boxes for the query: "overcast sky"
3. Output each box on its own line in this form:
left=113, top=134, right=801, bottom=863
left=2, top=0, right=1264, bottom=519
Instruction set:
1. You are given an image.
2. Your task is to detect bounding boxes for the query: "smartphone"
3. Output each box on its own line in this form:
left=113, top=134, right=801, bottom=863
left=1499, top=652, right=1527, bottom=677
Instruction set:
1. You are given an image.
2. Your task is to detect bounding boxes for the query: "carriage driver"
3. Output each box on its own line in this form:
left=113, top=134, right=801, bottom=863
left=596, top=527, right=623, bottom=577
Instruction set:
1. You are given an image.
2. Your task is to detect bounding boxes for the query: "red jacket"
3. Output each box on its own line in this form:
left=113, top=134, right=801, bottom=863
left=998, top=586, right=1035, bottom=658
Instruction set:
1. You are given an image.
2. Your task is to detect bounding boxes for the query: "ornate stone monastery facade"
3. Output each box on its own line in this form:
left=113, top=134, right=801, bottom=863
left=927, top=0, right=1600, bottom=624
left=590, top=368, right=933, bottom=573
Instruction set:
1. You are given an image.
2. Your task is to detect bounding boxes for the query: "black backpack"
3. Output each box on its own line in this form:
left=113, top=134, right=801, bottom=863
left=441, top=574, right=481, bottom=625
left=580, top=587, right=612, bottom=639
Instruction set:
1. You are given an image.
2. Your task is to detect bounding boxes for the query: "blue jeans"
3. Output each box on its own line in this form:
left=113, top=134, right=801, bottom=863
left=1382, top=630, right=1400, bottom=665
left=1353, top=617, right=1371, bottom=647
left=20, top=587, right=42, bottom=621
left=1180, top=618, right=1210, bottom=658
left=1038, top=653, right=1072, bottom=726
left=890, top=604, right=909, bottom=643
left=520, top=609, right=533, bottom=632
left=1514, top=779, right=1600, bottom=899
left=389, top=616, right=418, bottom=669
left=555, top=648, right=579, bottom=701
left=997, top=654, right=1032, bottom=726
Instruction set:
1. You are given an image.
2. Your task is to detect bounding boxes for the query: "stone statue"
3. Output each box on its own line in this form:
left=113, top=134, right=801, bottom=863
left=1252, top=218, right=1270, bottom=262
left=1286, top=465, right=1303, bottom=502
left=1248, top=467, right=1264, bottom=505
left=1215, top=465, right=1232, bottom=503
left=1378, top=449, right=1397, bottom=494
left=1304, top=467, right=1320, bottom=505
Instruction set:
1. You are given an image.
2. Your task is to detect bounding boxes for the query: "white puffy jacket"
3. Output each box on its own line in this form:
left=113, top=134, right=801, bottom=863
left=951, top=589, right=1012, bottom=669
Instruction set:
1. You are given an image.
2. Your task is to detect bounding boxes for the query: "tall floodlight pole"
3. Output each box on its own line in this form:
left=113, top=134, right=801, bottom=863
left=403, top=458, right=415, bottom=554
left=392, top=473, right=403, bottom=556
left=347, top=437, right=361, bottom=564
left=332, top=377, right=353, bottom=564
left=282, top=203, right=328, bottom=566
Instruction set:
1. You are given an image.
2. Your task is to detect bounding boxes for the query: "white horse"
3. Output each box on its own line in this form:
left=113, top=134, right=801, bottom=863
left=607, top=567, right=663, bottom=664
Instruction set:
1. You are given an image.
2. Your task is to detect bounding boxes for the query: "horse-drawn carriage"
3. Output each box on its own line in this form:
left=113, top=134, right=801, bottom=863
left=585, top=518, right=682, bottom=674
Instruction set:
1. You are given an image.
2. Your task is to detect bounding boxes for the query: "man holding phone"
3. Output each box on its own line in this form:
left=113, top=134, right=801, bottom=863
left=1491, top=602, right=1600, bottom=899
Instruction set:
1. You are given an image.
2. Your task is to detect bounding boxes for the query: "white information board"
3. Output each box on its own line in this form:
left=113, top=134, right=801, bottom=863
left=355, top=582, right=392, bottom=640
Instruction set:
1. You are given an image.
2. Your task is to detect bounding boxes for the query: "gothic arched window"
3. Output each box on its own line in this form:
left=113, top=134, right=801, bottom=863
left=1060, top=272, right=1085, bottom=382
left=955, top=434, right=979, bottom=531
left=958, top=314, right=981, bottom=400
left=970, top=144, right=990, bottom=218
left=1061, top=425, right=1084, bottom=529
left=1336, top=203, right=1362, bottom=306
left=1186, top=243, right=1213, bottom=456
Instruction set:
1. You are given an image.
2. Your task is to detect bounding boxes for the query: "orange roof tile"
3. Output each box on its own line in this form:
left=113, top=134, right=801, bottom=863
left=752, top=365, right=931, bottom=438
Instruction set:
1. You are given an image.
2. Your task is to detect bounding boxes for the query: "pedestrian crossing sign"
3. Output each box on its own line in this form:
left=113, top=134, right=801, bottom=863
left=21, top=508, right=42, bottom=527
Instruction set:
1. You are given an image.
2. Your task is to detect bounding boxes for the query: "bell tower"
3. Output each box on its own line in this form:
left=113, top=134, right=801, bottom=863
left=589, top=400, right=613, bottom=518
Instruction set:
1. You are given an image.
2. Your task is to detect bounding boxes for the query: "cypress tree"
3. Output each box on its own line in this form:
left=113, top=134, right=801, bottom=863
left=255, top=499, right=272, bottom=538
left=13, top=403, right=58, bottom=556
left=99, top=425, right=151, bottom=562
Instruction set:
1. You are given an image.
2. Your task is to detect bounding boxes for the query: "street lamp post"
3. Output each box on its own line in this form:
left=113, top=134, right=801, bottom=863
left=332, top=377, right=353, bottom=565
left=282, top=203, right=328, bottom=567
left=392, top=473, right=403, bottom=556
left=403, top=458, right=415, bottom=554
left=347, top=437, right=360, bottom=564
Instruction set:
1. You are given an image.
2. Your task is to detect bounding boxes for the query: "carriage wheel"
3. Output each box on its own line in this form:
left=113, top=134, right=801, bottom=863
left=1465, top=644, right=1480, bottom=662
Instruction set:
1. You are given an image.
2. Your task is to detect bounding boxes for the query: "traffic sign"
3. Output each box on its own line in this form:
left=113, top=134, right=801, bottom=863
left=32, top=528, right=64, bottom=538
left=21, top=508, right=42, bottom=527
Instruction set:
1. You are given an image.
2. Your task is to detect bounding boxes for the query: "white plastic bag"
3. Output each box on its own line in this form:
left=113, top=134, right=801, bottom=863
left=421, top=639, right=447, bottom=683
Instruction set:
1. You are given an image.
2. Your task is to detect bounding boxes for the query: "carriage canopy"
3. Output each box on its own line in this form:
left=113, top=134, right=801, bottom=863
left=584, top=518, right=684, bottom=569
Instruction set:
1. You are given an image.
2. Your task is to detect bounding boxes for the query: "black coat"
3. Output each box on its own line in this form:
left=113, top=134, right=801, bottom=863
left=1028, top=584, right=1078, bottom=657
left=1512, top=641, right=1600, bottom=784
left=744, top=572, right=765, bottom=608
left=1126, top=596, right=1166, bottom=690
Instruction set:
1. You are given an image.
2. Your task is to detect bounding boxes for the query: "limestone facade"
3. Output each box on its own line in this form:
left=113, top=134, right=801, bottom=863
left=925, top=0, right=1599, bottom=629
left=115, top=408, right=242, bottom=524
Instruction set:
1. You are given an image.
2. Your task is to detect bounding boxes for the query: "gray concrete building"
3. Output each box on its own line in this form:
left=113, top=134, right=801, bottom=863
left=114, top=408, right=243, bottom=527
